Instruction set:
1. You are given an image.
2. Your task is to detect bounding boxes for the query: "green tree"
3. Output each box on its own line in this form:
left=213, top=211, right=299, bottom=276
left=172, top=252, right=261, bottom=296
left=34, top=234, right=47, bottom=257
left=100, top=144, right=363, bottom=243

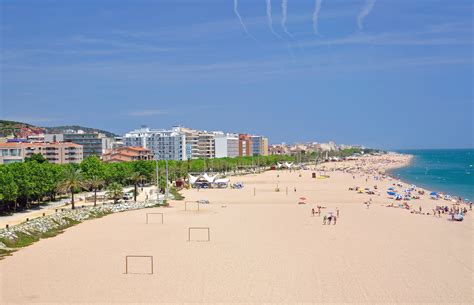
left=58, top=166, right=86, bottom=209
left=9, top=162, right=34, bottom=211
left=80, top=155, right=105, bottom=179
left=106, top=182, right=123, bottom=204
left=87, top=175, right=105, bottom=206
left=43, top=163, right=65, bottom=202
left=24, top=153, right=48, bottom=164
left=129, top=172, right=146, bottom=202
left=0, top=167, right=18, bottom=212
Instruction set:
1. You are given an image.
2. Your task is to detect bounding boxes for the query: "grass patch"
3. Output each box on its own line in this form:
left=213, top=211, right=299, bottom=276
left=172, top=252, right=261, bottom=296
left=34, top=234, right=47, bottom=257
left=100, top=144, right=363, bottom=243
left=88, top=209, right=113, bottom=219
left=0, top=231, right=40, bottom=248
left=0, top=248, right=14, bottom=259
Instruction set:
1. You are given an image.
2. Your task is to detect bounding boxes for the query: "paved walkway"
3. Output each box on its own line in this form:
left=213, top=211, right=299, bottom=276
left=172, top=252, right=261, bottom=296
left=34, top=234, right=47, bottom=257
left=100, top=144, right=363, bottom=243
left=0, top=186, right=158, bottom=228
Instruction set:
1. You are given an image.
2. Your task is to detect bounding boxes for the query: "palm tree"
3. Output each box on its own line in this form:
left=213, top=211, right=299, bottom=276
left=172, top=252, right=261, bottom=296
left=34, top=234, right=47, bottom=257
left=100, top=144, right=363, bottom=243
left=58, top=166, right=86, bottom=210
left=129, top=172, right=145, bottom=202
left=87, top=175, right=105, bottom=207
left=106, top=182, right=123, bottom=204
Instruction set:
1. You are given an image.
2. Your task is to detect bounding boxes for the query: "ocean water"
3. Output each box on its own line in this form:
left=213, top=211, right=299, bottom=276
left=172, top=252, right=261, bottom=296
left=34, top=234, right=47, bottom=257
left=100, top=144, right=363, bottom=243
left=390, top=149, right=474, bottom=200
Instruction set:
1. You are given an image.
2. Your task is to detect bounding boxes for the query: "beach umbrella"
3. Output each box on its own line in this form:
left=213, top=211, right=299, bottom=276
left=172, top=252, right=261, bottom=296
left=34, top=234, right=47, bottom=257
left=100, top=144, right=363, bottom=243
left=388, top=187, right=395, bottom=190
left=387, top=191, right=396, bottom=196
left=430, top=192, right=437, bottom=196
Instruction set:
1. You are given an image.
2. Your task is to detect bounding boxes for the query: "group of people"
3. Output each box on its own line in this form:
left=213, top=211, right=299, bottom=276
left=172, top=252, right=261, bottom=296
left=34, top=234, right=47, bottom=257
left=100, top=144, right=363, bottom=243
left=312, top=206, right=339, bottom=225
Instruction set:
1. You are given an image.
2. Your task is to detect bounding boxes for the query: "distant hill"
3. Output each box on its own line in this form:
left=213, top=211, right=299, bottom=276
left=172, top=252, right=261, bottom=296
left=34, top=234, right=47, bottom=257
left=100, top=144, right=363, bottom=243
left=0, top=120, right=119, bottom=138
left=44, top=125, right=119, bottom=138
left=0, top=120, right=39, bottom=137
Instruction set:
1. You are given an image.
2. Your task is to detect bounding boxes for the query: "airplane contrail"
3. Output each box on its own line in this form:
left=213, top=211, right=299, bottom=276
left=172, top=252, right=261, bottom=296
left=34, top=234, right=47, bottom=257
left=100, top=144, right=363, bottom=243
left=233, top=0, right=257, bottom=40
left=312, top=0, right=322, bottom=35
left=357, top=0, right=376, bottom=31
left=281, top=0, right=294, bottom=38
left=266, top=0, right=285, bottom=40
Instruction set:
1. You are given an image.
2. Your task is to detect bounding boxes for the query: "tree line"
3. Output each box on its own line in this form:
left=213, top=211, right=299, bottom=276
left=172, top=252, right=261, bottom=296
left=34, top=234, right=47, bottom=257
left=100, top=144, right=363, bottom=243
left=0, top=154, right=294, bottom=214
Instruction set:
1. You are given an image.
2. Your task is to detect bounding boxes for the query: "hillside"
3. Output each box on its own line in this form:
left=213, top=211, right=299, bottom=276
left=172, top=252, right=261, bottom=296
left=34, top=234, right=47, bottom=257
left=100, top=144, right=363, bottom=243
left=0, top=120, right=41, bottom=137
left=0, top=120, right=119, bottom=138
left=44, top=126, right=118, bottom=138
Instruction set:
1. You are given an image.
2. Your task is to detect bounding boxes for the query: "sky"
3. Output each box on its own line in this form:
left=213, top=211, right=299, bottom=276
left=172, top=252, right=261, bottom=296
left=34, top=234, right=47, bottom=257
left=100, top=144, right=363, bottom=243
left=1, top=0, right=473, bottom=149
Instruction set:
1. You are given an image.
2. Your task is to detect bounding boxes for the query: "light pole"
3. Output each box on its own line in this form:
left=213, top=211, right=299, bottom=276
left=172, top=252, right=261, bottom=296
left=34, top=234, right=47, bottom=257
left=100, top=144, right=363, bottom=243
left=155, top=156, right=160, bottom=202
left=165, top=159, right=169, bottom=199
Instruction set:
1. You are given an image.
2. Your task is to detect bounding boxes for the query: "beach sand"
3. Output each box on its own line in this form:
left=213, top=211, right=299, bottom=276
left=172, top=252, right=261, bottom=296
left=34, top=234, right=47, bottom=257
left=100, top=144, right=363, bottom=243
left=0, top=155, right=472, bottom=304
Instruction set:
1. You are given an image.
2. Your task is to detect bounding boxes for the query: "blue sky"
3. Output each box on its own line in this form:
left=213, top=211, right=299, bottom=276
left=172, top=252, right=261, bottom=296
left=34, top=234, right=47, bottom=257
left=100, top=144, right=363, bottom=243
left=1, top=0, right=472, bottom=149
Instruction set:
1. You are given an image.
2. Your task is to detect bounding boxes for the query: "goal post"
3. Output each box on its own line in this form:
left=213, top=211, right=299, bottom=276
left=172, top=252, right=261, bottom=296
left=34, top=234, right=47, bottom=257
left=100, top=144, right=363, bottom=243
left=184, top=201, right=200, bottom=211
left=146, top=212, right=164, bottom=224
left=124, top=255, right=154, bottom=275
left=188, top=227, right=210, bottom=242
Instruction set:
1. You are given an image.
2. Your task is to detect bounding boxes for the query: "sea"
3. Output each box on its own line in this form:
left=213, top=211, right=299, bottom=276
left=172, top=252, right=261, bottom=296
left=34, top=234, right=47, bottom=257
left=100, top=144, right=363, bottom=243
left=389, top=149, right=474, bottom=201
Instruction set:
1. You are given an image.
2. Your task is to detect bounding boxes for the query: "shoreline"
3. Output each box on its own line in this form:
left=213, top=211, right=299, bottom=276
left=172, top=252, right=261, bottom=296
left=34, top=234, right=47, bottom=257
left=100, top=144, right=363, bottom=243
left=387, top=152, right=473, bottom=201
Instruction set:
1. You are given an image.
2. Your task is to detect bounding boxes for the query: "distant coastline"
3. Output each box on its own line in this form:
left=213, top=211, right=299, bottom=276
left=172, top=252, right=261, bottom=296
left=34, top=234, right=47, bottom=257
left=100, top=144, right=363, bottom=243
left=388, top=149, right=474, bottom=200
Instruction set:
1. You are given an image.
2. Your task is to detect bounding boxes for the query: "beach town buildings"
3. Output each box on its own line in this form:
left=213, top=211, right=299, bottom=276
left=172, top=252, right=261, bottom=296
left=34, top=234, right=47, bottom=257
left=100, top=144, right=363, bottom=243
left=44, top=131, right=113, bottom=158
left=172, top=127, right=216, bottom=159
left=238, top=134, right=253, bottom=156
left=123, top=126, right=268, bottom=160
left=226, top=134, right=239, bottom=158
left=214, top=132, right=240, bottom=158
left=251, top=135, right=269, bottom=156
left=0, top=142, right=83, bottom=165
left=123, top=127, right=187, bottom=160
left=102, top=146, right=154, bottom=162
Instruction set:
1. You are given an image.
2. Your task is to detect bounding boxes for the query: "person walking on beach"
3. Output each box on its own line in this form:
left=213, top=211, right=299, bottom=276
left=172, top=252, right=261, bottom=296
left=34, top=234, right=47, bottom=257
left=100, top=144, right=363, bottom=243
left=470, top=202, right=472, bottom=211
left=318, top=206, right=321, bottom=216
left=336, top=208, right=340, bottom=218
left=333, top=216, right=337, bottom=225
left=294, top=187, right=296, bottom=192
left=312, top=208, right=315, bottom=217
left=323, top=215, right=327, bottom=225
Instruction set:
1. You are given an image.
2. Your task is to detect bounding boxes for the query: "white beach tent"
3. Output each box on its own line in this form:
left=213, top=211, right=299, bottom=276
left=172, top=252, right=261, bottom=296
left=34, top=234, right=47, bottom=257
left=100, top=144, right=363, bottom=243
left=214, top=178, right=230, bottom=188
left=202, top=173, right=218, bottom=183
left=188, top=174, right=200, bottom=185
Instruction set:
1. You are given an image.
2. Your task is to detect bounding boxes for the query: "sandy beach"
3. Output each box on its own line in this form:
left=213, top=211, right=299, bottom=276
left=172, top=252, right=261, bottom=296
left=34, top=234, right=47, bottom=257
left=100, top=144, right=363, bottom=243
left=0, top=154, right=472, bottom=304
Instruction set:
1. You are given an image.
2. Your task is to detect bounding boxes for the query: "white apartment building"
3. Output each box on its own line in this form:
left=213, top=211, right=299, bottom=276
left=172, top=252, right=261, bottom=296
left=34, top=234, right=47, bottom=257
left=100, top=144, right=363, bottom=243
left=123, top=127, right=187, bottom=160
left=173, top=127, right=216, bottom=159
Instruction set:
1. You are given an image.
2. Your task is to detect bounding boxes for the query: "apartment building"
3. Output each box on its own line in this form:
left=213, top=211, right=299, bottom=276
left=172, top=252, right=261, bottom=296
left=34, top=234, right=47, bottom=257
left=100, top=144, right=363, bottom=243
left=238, top=134, right=253, bottom=157
left=44, top=131, right=110, bottom=158
left=251, top=136, right=269, bottom=156
left=214, top=132, right=239, bottom=158
left=226, top=134, right=239, bottom=158
left=123, top=127, right=187, bottom=160
left=173, top=127, right=216, bottom=159
left=0, top=142, right=83, bottom=164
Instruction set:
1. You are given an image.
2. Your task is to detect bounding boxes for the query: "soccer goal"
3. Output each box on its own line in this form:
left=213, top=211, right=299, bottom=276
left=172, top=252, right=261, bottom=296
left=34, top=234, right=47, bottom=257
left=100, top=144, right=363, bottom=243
left=188, top=227, right=210, bottom=242
left=124, top=255, right=154, bottom=275
left=184, top=201, right=200, bottom=211
left=146, top=212, right=164, bottom=224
